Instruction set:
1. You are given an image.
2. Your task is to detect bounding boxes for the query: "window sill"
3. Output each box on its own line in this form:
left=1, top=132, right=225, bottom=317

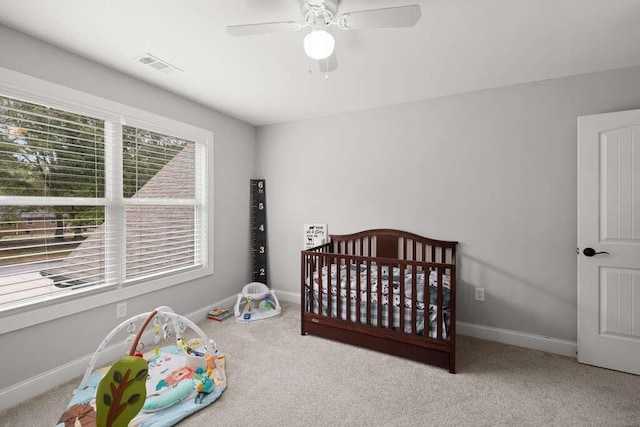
left=0, top=264, right=212, bottom=335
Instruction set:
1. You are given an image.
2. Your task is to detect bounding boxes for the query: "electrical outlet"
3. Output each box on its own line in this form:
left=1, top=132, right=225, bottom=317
left=475, top=288, right=485, bottom=302
left=116, top=302, right=127, bottom=318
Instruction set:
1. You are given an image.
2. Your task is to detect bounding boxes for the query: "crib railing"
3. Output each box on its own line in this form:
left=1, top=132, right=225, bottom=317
left=301, top=249, right=456, bottom=342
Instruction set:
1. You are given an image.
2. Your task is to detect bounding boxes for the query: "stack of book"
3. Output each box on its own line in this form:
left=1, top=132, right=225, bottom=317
left=207, top=307, right=233, bottom=322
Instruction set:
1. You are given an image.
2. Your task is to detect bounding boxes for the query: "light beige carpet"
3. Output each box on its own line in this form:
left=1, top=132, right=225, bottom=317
left=2, top=302, right=639, bottom=426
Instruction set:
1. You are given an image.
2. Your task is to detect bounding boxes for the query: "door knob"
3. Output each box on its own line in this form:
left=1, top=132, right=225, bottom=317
left=583, top=248, right=609, bottom=257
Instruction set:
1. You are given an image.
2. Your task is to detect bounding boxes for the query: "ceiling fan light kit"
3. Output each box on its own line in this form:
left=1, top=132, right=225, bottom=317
left=303, top=29, right=335, bottom=60
left=226, top=0, right=422, bottom=72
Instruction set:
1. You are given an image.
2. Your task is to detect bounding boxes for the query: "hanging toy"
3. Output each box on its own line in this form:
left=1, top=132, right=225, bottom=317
left=153, top=317, right=161, bottom=356
left=162, top=323, right=170, bottom=340
left=175, top=321, right=188, bottom=352
left=125, top=323, right=136, bottom=343
left=134, top=342, right=145, bottom=358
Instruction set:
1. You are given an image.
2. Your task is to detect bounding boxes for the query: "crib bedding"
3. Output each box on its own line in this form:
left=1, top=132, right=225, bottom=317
left=309, top=262, right=451, bottom=339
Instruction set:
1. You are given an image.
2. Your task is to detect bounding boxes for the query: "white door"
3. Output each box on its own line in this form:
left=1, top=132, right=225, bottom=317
left=578, top=109, right=640, bottom=374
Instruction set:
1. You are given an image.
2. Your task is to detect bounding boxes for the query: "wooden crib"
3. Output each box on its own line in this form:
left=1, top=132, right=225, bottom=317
left=301, top=229, right=458, bottom=373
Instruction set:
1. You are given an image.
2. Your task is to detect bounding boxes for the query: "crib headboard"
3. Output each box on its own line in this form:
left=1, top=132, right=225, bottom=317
left=330, top=228, right=457, bottom=264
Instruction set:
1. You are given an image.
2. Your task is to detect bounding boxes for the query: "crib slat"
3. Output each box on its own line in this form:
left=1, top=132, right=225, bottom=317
left=301, top=253, right=307, bottom=317
left=337, top=256, right=341, bottom=318
left=448, top=264, right=455, bottom=372
left=412, top=263, right=417, bottom=334
left=403, top=237, right=407, bottom=260
left=356, top=257, right=362, bottom=324
left=309, top=254, right=314, bottom=314
left=437, top=267, right=443, bottom=340
left=326, top=256, right=331, bottom=317
left=366, top=260, right=372, bottom=326
left=387, top=263, right=393, bottom=330
left=338, top=255, right=342, bottom=314
left=399, top=261, right=405, bottom=332
left=345, top=258, right=351, bottom=321
left=327, top=258, right=338, bottom=317
left=336, top=255, right=341, bottom=318
left=377, top=263, right=382, bottom=327
left=323, top=255, right=328, bottom=316
left=315, top=255, right=322, bottom=315
left=411, top=239, right=416, bottom=262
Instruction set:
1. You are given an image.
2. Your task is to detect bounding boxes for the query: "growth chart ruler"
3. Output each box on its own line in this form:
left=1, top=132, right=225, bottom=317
left=250, top=179, right=267, bottom=285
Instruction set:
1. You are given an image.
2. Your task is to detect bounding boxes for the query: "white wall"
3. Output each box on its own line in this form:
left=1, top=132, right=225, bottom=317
left=256, top=65, right=640, bottom=343
left=0, top=24, right=256, bottom=394
left=3, top=18, right=640, bottom=408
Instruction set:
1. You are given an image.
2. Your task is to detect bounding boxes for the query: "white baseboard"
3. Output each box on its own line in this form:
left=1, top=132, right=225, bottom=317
left=272, top=289, right=300, bottom=304
left=0, top=334, right=137, bottom=413
left=269, top=290, right=577, bottom=357
left=456, top=321, right=577, bottom=357
left=0, top=296, right=237, bottom=413
left=1, top=295, right=577, bottom=413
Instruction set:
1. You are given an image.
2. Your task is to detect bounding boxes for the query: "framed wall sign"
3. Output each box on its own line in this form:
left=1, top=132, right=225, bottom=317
left=303, top=223, right=328, bottom=249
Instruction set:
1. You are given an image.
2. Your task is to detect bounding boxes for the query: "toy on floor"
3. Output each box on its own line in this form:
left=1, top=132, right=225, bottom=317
left=95, top=308, right=159, bottom=427
left=58, top=306, right=227, bottom=427
left=242, top=296, right=254, bottom=320
left=234, top=282, right=281, bottom=322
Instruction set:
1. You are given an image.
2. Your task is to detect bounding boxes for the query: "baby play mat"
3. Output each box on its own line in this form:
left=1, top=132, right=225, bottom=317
left=57, top=306, right=227, bottom=427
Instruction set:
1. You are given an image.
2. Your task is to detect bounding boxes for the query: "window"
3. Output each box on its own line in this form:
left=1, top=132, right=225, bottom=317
left=122, top=125, right=199, bottom=280
left=0, top=91, right=209, bottom=312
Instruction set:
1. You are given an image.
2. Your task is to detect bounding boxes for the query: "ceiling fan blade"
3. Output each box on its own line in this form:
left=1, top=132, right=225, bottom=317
left=318, top=51, right=338, bottom=73
left=226, top=21, right=302, bottom=36
left=337, top=5, right=421, bottom=30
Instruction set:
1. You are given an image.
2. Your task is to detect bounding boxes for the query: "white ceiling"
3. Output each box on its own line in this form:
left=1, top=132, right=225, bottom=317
left=0, top=0, right=639, bottom=126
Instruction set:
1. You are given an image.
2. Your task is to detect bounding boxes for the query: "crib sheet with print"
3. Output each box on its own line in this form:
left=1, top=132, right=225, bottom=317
left=310, top=263, right=451, bottom=339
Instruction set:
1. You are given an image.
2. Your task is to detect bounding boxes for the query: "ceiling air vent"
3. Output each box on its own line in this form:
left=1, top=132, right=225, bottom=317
left=135, top=53, right=182, bottom=74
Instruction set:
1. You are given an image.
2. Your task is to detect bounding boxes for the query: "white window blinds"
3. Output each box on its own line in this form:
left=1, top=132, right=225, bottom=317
left=0, top=95, right=110, bottom=308
left=122, top=126, right=200, bottom=281
left=0, top=92, right=208, bottom=312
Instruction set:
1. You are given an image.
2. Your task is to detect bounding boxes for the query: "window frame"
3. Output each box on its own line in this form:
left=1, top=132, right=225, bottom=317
left=0, top=67, right=213, bottom=334
left=119, top=116, right=209, bottom=285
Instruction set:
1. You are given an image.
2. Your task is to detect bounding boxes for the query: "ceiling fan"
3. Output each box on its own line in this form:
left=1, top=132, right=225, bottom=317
left=226, top=0, right=422, bottom=73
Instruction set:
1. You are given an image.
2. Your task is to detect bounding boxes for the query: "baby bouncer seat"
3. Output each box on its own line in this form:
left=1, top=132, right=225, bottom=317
left=234, top=282, right=281, bottom=322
